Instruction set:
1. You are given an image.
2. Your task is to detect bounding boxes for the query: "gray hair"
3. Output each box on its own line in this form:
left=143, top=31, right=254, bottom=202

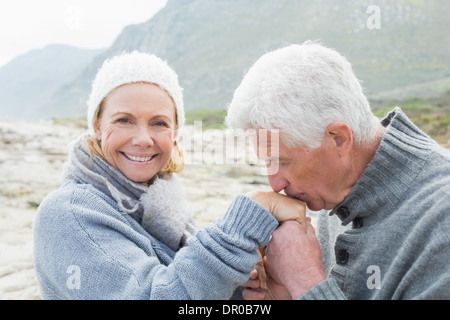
left=225, top=42, right=380, bottom=149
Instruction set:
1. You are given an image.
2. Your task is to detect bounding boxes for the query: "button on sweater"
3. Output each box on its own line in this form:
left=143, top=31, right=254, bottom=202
left=303, top=108, right=450, bottom=300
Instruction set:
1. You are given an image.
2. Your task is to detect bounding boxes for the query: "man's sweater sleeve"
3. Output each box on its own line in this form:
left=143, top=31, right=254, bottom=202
left=299, top=278, right=347, bottom=300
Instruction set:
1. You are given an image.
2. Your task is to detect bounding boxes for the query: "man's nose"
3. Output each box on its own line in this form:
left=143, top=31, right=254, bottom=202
left=267, top=174, right=289, bottom=194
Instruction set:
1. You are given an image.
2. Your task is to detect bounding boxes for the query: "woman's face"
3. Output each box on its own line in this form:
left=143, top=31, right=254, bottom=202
left=94, top=83, right=176, bottom=184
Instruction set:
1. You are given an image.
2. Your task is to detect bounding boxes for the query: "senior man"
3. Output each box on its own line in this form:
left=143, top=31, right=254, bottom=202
left=226, top=42, right=450, bottom=300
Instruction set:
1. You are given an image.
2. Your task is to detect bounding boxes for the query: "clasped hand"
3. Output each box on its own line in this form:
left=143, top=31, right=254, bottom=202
left=245, top=191, right=326, bottom=300
left=246, top=190, right=306, bottom=225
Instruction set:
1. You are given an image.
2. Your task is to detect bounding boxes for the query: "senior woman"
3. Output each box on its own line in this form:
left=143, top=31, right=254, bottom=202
left=33, top=52, right=305, bottom=300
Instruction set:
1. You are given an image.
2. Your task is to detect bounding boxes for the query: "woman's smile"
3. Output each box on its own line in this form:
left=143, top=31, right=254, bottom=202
left=121, top=152, right=158, bottom=163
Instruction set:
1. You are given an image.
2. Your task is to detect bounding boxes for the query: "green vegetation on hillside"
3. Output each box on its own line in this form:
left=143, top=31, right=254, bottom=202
left=372, top=91, right=450, bottom=145
left=185, top=108, right=227, bottom=130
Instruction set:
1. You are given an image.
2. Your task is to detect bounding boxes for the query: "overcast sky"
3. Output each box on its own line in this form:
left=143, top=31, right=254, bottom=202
left=0, top=0, right=168, bottom=67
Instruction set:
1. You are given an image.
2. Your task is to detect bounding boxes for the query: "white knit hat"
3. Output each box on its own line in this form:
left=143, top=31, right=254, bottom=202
left=87, top=51, right=184, bottom=136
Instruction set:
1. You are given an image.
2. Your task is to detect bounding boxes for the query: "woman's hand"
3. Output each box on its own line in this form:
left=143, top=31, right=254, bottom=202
left=242, top=264, right=292, bottom=300
left=246, top=190, right=306, bottom=225
left=255, top=247, right=267, bottom=289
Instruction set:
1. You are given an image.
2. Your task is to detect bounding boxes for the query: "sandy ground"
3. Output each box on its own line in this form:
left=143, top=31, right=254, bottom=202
left=0, top=121, right=287, bottom=300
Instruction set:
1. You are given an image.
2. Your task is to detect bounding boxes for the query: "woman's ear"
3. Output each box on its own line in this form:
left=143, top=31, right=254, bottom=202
left=325, top=122, right=353, bottom=158
left=93, top=104, right=104, bottom=141
left=94, top=122, right=102, bottom=141
left=171, top=127, right=178, bottom=142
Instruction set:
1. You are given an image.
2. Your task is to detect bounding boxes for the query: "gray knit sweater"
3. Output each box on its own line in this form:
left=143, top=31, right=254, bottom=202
left=303, top=108, right=450, bottom=300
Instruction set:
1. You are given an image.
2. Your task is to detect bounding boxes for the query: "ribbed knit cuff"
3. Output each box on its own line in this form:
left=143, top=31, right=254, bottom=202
left=218, top=195, right=279, bottom=247
left=299, top=278, right=347, bottom=300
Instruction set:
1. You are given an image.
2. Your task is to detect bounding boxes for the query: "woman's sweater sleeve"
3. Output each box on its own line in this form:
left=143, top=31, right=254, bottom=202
left=33, top=185, right=278, bottom=300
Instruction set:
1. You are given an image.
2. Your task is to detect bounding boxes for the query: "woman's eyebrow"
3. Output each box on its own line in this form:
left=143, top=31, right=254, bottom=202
left=111, top=112, right=172, bottom=120
left=111, top=112, right=133, bottom=118
left=151, top=114, right=172, bottom=120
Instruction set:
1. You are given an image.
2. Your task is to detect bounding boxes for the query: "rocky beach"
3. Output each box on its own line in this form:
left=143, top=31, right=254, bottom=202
left=3, top=119, right=445, bottom=300
left=0, top=120, right=280, bottom=300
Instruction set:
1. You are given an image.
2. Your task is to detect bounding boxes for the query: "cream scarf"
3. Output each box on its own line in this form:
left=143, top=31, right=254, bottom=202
left=63, top=134, right=197, bottom=251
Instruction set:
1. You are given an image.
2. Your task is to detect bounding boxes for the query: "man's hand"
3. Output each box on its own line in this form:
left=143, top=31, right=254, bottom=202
left=265, top=220, right=326, bottom=299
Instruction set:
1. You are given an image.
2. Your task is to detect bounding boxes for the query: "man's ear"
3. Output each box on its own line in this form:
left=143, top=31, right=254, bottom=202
left=325, top=122, right=353, bottom=157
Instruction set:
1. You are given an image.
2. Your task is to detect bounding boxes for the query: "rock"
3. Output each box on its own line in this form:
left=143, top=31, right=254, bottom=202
left=0, top=121, right=85, bottom=300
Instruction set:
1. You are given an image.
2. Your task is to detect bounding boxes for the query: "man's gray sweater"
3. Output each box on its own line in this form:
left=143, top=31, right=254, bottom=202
left=303, top=108, right=450, bottom=300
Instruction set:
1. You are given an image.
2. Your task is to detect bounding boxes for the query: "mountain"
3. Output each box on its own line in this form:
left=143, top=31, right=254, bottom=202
left=0, top=44, right=103, bottom=121
left=2, top=0, right=450, bottom=121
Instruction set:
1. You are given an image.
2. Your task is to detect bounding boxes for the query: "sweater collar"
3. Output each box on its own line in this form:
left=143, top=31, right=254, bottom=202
left=329, top=107, right=436, bottom=225
left=63, top=134, right=197, bottom=251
